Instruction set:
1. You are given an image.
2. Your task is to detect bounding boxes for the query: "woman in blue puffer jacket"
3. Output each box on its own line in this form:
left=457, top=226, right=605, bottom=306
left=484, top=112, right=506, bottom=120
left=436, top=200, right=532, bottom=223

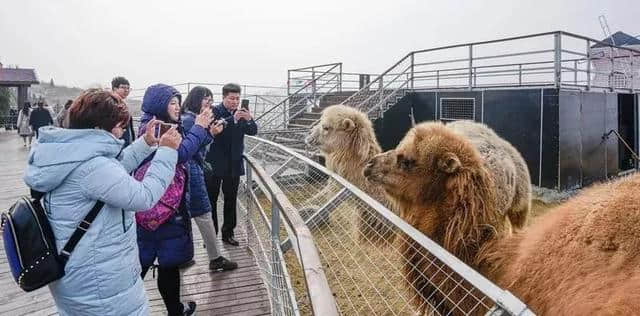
left=23, top=89, right=182, bottom=315
left=136, top=84, right=221, bottom=316
left=181, top=86, right=237, bottom=272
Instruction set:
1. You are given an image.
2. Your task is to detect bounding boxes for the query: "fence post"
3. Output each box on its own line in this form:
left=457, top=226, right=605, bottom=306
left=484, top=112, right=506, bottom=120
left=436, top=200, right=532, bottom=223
left=378, top=75, right=384, bottom=114
left=468, top=44, right=473, bottom=90
left=187, top=82, right=191, bottom=95
left=473, top=67, right=477, bottom=87
left=554, top=33, right=562, bottom=88
left=630, top=50, right=635, bottom=91
left=574, top=60, right=578, bottom=85
left=245, top=161, right=253, bottom=211
left=311, top=69, right=316, bottom=108
left=287, top=70, right=291, bottom=96
left=518, top=64, right=522, bottom=85
left=586, top=40, right=591, bottom=90
left=610, top=46, right=615, bottom=91
left=410, top=52, right=415, bottom=90
left=436, top=70, right=440, bottom=88
left=270, top=195, right=282, bottom=313
left=338, top=63, right=343, bottom=92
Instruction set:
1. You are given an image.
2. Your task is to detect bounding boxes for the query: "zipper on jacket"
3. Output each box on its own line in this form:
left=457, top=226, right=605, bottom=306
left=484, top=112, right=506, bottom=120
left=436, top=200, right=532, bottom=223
left=122, top=209, right=125, bottom=232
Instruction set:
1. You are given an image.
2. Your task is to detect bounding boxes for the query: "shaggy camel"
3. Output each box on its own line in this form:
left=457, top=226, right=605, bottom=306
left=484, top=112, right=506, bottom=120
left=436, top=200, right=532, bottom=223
left=305, top=105, right=396, bottom=243
left=446, top=120, right=531, bottom=229
left=364, top=121, right=640, bottom=315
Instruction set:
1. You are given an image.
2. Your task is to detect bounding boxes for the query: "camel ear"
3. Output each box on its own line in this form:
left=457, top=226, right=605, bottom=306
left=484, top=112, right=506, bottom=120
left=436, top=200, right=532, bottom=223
left=341, top=118, right=355, bottom=131
left=438, top=152, right=461, bottom=174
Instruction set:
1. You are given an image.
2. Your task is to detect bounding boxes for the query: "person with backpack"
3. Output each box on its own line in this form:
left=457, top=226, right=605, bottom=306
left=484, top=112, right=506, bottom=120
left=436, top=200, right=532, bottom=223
left=181, top=86, right=237, bottom=272
left=22, top=89, right=182, bottom=315
left=135, top=84, right=223, bottom=316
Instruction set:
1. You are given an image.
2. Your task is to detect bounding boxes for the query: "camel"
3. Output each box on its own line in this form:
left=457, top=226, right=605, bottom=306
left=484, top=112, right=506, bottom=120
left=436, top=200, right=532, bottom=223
left=364, top=121, right=640, bottom=315
left=305, top=105, right=396, bottom=244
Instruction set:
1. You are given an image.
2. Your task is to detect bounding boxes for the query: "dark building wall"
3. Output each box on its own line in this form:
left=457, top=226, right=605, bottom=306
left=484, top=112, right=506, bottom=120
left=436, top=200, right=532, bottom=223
left=374, top=95, right=413, bottom=151
left=374, top=88, right=630, bottom=191
left=382, top=89, right=547, bottom=186
left=558, top=90, right=582, bottom=189
left=541, top=89, right=560, bottom=189
left=482, top=89, right=544, bottom=187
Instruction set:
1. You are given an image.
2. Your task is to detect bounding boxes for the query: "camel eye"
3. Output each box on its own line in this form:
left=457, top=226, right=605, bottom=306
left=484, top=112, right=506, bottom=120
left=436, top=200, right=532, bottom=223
left=323, top=126, right=330, bottom=131
left=397, top=154, right=416, bottom=170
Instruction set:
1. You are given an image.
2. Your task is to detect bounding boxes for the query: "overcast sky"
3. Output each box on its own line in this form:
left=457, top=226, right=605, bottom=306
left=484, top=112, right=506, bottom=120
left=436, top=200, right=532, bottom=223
left=1, top=0, right=638, bottom=91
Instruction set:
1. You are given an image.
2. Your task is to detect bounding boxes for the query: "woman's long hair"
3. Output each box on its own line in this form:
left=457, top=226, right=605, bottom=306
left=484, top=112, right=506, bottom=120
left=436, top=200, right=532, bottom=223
left=181, top=86, right=212, bottom=114
left=21, top=103, right=31, bottom=116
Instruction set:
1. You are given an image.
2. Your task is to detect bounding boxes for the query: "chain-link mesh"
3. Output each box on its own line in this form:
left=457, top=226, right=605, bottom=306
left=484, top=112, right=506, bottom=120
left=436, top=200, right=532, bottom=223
left=243, top=178, right=300, bottom=316
left=243, top=136, right=533, bottom=316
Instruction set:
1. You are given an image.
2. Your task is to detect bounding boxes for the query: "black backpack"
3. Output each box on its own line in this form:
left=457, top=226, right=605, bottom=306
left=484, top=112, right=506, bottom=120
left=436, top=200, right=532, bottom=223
left=1, top=190, right=104, bottom=292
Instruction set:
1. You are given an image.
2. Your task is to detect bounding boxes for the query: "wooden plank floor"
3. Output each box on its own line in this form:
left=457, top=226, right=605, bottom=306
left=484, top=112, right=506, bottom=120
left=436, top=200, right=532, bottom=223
left=0, top=130, right=271, bottom=316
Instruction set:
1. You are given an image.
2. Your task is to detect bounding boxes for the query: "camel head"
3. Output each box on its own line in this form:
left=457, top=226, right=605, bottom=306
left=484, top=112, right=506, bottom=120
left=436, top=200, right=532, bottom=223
left=364, top=122, right=500, bottom=262
left=305, top=105, right=380, bottom=159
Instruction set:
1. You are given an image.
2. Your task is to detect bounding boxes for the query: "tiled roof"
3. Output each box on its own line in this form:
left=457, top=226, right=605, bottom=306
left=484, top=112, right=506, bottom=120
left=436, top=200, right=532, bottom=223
left=0, top=68, right=38, bottom=84
left=592, top=31, right=640, bottom=48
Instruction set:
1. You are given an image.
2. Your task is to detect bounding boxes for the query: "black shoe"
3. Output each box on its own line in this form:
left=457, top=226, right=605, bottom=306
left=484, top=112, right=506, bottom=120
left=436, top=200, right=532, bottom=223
left=181, top=301, right=196, bottom=316
left=222, top=236, right=240, bottom=246
left=178, top=259, right=196, bottom=270
left=209, top=256, right=238, bottom=271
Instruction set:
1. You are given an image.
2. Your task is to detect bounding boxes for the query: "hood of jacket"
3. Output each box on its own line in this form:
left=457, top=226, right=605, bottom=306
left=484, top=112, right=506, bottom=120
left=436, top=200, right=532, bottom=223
left=23, top=126, right=124, bottom=192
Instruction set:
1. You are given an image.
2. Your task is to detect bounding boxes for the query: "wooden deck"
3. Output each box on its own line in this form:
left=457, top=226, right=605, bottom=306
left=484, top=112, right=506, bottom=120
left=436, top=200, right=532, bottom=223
left=0, top=131, right=271, bottom=316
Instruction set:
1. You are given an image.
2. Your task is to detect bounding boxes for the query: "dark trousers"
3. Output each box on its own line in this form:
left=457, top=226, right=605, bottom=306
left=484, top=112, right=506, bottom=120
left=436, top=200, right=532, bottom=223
left=141, top=266, right=182, bottom=316
left=206, top=175, right=240, bottom=239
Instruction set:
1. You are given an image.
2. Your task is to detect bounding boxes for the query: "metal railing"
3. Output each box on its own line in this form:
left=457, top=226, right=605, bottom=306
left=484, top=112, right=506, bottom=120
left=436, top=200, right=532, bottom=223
left=0, top=115, right=18, bottom=130
left=256, top=63, right=343, bottom=131
left=243, top=135, right=534, bottom=315
left=243, top=151, right=339, bottom=316
left=339, top=31, right=640, bottom=121
left=127, top=82, right=288, bottom=123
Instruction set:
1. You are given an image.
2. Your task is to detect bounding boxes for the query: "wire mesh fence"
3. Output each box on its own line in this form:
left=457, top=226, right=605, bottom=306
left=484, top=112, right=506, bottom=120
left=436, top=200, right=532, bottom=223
left=242, top=136, right=534, bottom=316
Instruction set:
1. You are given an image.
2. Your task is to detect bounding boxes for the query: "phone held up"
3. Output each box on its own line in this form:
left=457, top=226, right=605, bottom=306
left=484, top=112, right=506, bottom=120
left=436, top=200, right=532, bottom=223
left=154, top=123, right=174, bottom=138
left=241, top=99, right=250, bottom=111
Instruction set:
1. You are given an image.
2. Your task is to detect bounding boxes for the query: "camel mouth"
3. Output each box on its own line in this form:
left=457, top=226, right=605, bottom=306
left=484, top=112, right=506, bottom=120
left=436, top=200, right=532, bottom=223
left=363, top=166, right=383, bottom=184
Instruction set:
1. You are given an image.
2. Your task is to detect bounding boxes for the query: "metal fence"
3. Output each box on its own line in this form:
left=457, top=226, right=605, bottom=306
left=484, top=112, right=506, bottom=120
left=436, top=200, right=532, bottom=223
left=242, top=136, right=534, bottom=316
left=0, top=115, right=18, bottom=130
left=127, top=82, right=288, bottom=127
left=340, top=31, right=640, bottom=121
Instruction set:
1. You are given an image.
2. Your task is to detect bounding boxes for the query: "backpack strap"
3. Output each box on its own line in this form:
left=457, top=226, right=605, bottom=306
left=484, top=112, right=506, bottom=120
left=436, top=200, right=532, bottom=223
left=58, top=201, right=105, bottom=264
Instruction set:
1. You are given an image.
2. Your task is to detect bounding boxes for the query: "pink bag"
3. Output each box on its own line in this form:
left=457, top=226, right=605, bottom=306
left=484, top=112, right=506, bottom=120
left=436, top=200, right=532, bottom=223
left=133, top=161, right=187, bottom=231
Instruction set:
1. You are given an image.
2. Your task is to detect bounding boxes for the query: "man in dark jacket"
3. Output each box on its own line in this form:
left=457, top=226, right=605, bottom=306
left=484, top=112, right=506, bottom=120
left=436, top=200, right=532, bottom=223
left=29, top=102, right=53, bottom=138
left=112, top=76, right=136, bottom=147
left=205, top=83, right=258, bottom=246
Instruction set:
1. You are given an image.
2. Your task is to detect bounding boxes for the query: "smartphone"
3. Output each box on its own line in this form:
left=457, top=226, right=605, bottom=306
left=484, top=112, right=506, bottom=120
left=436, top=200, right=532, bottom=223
left=154, top=123, right=173, bottom=138
left=241, top=99, right=250, bottom=111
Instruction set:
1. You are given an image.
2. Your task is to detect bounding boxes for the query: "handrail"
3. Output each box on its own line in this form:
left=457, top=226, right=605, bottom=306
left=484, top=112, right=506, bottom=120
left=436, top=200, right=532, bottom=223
left=259, top=72, right=341, bottom=129
left=256, top=63, right=341, bottom=122
left=243, top=154, right=339, bottom=316
left=340, top=52, right=412, bottom=106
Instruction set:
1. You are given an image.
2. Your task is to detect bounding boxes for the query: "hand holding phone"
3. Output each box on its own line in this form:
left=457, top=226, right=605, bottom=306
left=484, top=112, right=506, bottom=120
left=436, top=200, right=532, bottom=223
left=143, top=119, right=161, bottom=146
left=154, top=123, right=174, bottom=138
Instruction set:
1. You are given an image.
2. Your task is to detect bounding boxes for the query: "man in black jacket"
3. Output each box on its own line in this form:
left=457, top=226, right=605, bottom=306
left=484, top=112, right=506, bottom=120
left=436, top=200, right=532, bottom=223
left=29, top=102, right=53, bottom=138
left=205, top=83, right=258, bottom=246
left=111, top=76, right=135, bottom=147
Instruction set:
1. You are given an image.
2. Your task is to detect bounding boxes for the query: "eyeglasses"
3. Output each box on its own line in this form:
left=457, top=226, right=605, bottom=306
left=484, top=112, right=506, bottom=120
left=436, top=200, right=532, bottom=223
left=118, top=85, right=131, bottom=91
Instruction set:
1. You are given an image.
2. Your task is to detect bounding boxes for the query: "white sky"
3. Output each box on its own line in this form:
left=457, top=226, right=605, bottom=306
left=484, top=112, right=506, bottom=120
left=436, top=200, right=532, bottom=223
left=1, top=0, right=638, bottom=90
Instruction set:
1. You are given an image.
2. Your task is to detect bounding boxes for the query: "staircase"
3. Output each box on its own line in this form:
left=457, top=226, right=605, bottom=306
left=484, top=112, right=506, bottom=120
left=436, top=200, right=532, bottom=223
left=255, top=57, right=415, bottom=156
